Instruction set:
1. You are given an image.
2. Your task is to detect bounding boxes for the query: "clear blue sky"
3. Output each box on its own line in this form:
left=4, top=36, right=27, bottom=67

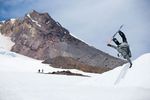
left=0, top=0, right=150, bottom=59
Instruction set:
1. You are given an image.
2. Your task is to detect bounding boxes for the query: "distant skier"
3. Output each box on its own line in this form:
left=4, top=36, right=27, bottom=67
left=38, top=69, right=41, bottom=73
left=107, top=30, right=132, bottom=68
left=41, top=69, right=44, bottom=73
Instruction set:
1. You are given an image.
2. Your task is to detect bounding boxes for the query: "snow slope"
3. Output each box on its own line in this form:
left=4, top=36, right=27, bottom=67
left=0, top=49, right=150, bottom=100
left=0, top=32, right=150, bottom=100
left=80, top=53, right=150, bottom=88
left=0, top=33, right=14, bottom=50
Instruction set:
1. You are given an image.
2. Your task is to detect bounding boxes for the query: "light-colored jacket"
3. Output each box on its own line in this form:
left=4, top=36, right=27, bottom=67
left=108, top=42, right=131, bottom=59
left=117, top=42, right=131, bottom=59
left=108, top=42, right=132, bottom=67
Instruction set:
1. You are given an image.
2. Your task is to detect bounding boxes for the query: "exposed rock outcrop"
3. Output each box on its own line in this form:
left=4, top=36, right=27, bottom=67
left=46, top=70, right=90, bottom=77
left=0, top=10, right=126, bottom=73
left=43, top=56, right=112, bottom=73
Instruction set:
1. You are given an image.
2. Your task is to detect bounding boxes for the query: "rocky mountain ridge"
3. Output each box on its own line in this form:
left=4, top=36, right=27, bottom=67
left=0, top=10, right=126, bottom=73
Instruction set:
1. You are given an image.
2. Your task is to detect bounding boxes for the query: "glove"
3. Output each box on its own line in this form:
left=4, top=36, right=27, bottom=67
left=117, top=53, right=120, bottom=57
left=107, top=44, right=111, bottom=46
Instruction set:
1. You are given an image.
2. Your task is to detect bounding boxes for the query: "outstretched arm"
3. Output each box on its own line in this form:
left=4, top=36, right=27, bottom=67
left=107, top=44, right=117, bottom=50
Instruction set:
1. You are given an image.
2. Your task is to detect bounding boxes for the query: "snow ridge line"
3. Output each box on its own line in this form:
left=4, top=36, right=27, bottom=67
left=27, top=13, right=41, bottom=27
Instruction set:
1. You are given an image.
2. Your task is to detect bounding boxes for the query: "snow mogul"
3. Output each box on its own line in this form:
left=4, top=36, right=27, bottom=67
left=107, top=30, right=132, bottom=68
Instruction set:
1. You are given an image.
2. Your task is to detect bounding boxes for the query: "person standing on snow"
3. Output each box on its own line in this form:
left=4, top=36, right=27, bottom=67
left=107, top=30, right=132, bottom=68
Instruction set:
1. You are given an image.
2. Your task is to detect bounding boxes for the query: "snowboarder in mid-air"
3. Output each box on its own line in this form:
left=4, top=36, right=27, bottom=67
left=107, top=30, right=132, bottom=68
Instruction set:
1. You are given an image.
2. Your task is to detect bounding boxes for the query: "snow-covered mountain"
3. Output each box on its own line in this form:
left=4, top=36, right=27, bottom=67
left=0, top=10, right=126, bottom=73
left=0, top=10, right=150, bottom=100
left=0, top=43, right=150, bottom=99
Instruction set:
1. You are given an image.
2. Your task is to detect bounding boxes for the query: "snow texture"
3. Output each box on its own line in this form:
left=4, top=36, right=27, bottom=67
left=114, top=64, right=129, bottom=84
left=0, top=33, right=14, bottom=50
left=10, top=18, right=16, bottom=24
left=0, top=20, right=5, bottom=23
left=0, top=32, right=150, bottom=100
left=27, top=13, right=41, bottom=27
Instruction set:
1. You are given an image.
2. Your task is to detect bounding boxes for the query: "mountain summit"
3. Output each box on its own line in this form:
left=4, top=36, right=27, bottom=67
left=0, top=10, right=126, bottom=73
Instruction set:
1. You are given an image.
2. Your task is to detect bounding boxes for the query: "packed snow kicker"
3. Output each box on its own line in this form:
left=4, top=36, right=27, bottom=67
left=114, top=63, right=129, bottom=84
left=0, top=32, right=150, bottom=100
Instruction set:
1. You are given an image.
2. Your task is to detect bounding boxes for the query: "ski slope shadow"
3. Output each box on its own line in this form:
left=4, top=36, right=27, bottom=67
left=114, top=64, right=129, bottom=85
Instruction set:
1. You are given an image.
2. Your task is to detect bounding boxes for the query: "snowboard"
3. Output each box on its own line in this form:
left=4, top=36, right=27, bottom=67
left=107, top=25, right=124, bottom=44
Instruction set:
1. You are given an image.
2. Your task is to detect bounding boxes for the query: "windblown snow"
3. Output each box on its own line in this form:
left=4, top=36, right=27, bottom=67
left=0, top=32, right=150, bottom=100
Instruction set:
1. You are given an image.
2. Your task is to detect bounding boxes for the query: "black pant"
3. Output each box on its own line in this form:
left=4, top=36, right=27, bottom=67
left=118, top=30, right=127, bottom=43
left=113, top=31, right=127, bottom=45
